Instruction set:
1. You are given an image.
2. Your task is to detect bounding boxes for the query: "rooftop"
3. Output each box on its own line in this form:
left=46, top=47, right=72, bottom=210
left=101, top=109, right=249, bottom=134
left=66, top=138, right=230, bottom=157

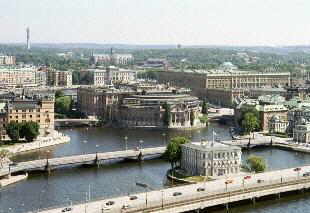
left=182, top=142, right=241, bottom=152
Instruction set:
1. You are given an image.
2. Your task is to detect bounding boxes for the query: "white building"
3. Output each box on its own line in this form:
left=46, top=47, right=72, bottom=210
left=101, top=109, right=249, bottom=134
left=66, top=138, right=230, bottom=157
left=293, top=121, right=310, bottom=143
left=86, top=69, right=106, bottom=86
left=0, top=66, right=37, bottom=88
left=0, top=55, right=16, bottom=65
left=106, top=66, right=137, bottom=84
left=90, top=54, right=134, bottom=65
left=181, top=142, right=242, bottom=177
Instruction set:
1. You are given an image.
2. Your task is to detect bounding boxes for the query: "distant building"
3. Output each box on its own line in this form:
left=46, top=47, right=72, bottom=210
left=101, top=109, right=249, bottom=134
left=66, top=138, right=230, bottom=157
left=26, top=27, right=30, bottom=50
left=0, top=55, right=16, bottom=65
left=181, top=142, right=242, bottom=176
left=47, top=69, right=72, bottom=87
left=106, top=66, right=137, bottom=84
left=144, top=58, right=168, bottom=68
left=0, top=66, right=37, bottom=88
left=268, top=115, right=289, bottom=134
left=156, top=69, right=290, bottom=107
left=85, top=69, right=106, bottom=87
left=35, top=71, right=47, bottom=87
left=90, top=53, right=133, bottom=65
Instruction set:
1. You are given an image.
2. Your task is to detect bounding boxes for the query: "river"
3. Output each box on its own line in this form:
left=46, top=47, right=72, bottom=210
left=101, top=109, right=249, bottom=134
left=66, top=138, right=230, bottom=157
left=1, top=123, right=310, bottom=213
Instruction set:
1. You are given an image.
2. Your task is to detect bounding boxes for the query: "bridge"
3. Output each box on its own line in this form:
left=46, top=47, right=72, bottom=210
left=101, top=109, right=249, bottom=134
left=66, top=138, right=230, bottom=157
left=54, top=118, right=99, bottom=127
left=37, top=165, right=310, bottom=213
left=0, top=146, right=166, bottom=177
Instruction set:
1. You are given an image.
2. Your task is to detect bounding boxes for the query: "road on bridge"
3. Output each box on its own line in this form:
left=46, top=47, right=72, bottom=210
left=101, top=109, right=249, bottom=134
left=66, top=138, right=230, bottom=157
left=37, top=165, right=310, bottom=213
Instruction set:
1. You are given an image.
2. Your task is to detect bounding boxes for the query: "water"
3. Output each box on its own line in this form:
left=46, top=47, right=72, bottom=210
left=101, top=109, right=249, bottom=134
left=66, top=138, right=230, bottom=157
left=1, top=123, right=310, bottom=213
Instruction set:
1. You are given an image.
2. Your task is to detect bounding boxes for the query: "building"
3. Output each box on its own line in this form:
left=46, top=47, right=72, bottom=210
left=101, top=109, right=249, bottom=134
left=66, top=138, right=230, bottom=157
left=0, top=55, right=16, bottom=65
left=143, top=58, right=168, bottom=68
left=268, top=115, right=289, bottom=134
left=293, top=122, right=310, bottom=143
left=246, top=88, right=287, bottom=99
left=106, top=66, right=137, bottom=84
left=85, top=69, right=106, bottom=86
left=156, top=69, right=291, bottom=107
left=0, top=66, right=37, bottom=88
left=90, top=53, right=134, bottom=65
left=77, top=87, right=127, bottom=120
left=234, top=95, right=288, bottom=132
left=117, top=92, right=203, bottom=129
left=35, top=71, right=47, bottom=87
left=181, top=142, right=242, bottom=177
left=0, top=96, right=55, bottom=140
left=47, top=69, right=72, bottom=87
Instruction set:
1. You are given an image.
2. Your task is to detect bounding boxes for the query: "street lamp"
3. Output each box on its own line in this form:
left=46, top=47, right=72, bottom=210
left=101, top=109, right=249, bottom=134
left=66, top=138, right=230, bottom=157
left=139, top=140, right=144, bottom=150
left=225, top=179, right=233, bottom=192
left=124, top=136, right=128, bottom=151
left=136, top=182, right=152, bottom=208
left=162, top=133, right=166, bottom=146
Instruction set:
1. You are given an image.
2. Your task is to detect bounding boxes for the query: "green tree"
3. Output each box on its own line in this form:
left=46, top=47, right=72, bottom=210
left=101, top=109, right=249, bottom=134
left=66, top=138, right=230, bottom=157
left=201, top=100, right=208, bottom=114
left=5, top=122, right=21, bottom=142
left=163, top=136, right=189, bottom=169
left=238, top=105, right=260, bottom=127
left=55, top=90, right=65, bottom=98
left=55, top=96, right=72, bottom=114
left=246, top=155, right=266, bottom=173
left=241, top=112, right=259, bottom=134
left=163, top=103, right=171, bottom=126
left=20, top=122, right=40, bottom=142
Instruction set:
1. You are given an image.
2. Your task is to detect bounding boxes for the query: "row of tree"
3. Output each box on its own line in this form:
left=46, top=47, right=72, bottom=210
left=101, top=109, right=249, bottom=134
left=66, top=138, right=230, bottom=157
left=6, top=121, right=40, bottom=142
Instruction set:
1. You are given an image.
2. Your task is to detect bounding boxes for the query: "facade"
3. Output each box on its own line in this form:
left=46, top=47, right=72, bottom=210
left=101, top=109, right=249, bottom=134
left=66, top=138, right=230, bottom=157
left=35, top=71, right=47, bottom=87
left=156, top=69, right=291, bottom=107
left=90, top=54, right=133, bottom=65
left=268, top=115, right=289, bottom=134
left=293, top=123, right=310, bottom=143
left=0, top=97, right=54, bottom=140
left=0, top=55, right=16, bottom=65
left=47, top=69, right=72, bottom=87
left=106, top=66, right=137, bottom=84
left=77, top=87, right=126, bottom=120
left=181, top=142, right=242, bottom=177
left=0, top=66, right=37, bottom=88
left=86, top=69, right=106, bottom=86
left=117, top=93, right=203, bottom=129
left=246, top=88, right=287, bottom=99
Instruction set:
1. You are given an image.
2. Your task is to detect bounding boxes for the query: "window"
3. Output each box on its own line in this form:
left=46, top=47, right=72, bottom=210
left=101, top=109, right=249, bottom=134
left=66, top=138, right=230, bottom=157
left=15, top=116, right=18, bottom=119
left=22, top=110, right=26, bottom=112
left=36, top=109, right=40, bottom=112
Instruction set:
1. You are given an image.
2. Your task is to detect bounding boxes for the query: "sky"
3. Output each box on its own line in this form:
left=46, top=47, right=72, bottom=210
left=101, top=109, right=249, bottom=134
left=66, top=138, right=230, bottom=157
left=0, top=0, right=310, bottom=46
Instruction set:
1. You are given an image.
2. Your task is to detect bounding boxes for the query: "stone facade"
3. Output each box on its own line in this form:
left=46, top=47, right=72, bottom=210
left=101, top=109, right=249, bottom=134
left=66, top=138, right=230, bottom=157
left=0, top=66, right=37, bottom=88
left=181, top=142, right=242, bottom=177
left=0, top=97, right=55, bottom=140
left=47, top=69, right=72, bottom=87
left=0, top=55, right=16, bottom=65
left=293, top=123, right=310, bottom=143
left=156, top=70, right=290, bottom=107
left=268, top=115, right=289, bottom=134
left=117, top=93, right=202, bottom=128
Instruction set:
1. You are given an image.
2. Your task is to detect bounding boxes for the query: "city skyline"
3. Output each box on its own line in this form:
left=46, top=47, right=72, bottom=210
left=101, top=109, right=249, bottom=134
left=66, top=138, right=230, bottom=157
left=0, top=0, right=310, bottom=46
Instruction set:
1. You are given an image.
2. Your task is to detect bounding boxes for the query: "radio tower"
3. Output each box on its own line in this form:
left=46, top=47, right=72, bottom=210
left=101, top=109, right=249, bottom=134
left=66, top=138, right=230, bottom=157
left=26, top=27, right=30, bottom=50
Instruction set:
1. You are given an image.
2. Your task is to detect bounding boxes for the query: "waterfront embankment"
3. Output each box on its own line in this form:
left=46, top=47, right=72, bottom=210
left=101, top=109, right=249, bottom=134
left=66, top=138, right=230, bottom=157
left=0, top=131, right=70, bottom=155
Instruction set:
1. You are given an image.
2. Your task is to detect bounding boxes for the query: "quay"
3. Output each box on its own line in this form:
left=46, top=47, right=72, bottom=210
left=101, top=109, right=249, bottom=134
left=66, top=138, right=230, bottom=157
left=37, top=165, right=310, bottom=213
left=0, top=146, right=166, bottom=177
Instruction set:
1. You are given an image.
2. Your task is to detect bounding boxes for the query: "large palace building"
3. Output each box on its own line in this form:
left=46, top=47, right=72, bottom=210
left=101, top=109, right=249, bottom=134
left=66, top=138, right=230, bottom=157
left=117, top=92, right=203, bottom=129
left=156, top=69, right=291, bottom=106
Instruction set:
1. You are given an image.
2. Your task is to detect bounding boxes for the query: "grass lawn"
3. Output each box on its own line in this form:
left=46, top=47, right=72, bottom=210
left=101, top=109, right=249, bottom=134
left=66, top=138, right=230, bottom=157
left=172, top=170, right=212, bottom=182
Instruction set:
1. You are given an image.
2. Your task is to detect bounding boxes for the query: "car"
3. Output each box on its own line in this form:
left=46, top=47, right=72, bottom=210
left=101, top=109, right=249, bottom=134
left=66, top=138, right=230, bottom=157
left=173, top=192, right=182, bottom=196
left=303, top=172, right=310, bottom=177
left=129, top=195, right=138, bottom=200
left=122, top=204, right=131, bottom=209
left=244, top=176, right=251, bottom=180
left=106, top=201, right=115, bottom=206
left=197, top=187, right=205, bottom=192
left=61, top=207, right=72, bottom=212
left=257, top=179, right=264, bottom=183
left=101, top=205, right=111, bottom=211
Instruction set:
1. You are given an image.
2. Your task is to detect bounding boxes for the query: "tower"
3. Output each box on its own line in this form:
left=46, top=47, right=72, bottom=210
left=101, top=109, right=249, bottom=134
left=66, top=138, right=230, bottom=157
left=26, top=27, right=30, bottom=50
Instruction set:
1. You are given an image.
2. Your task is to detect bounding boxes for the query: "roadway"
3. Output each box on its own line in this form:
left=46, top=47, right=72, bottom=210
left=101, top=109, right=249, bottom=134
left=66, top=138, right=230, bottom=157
left=37, top=165, right=310, bottom=213
left=0, top=147, right=166, bottom=177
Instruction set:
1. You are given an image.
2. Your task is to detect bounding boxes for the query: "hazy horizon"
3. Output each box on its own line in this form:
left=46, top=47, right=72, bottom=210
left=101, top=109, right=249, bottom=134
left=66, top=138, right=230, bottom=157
left=1, top=0, right=310, bottom=46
